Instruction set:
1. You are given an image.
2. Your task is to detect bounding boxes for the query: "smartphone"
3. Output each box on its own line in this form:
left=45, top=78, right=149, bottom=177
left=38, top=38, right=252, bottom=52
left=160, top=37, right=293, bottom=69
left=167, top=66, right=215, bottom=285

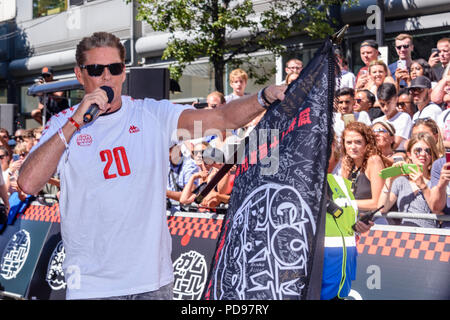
left=379, top=163, right=422, bottom=179
left=397, top=60, right=407, bottom=70
left=446, top=152, right=450, bottom=163
left=393, top=155, right=404, bottom=163
left=431, top=48, right=440, bottom=55
left=343, top=113, right=355, bottom=126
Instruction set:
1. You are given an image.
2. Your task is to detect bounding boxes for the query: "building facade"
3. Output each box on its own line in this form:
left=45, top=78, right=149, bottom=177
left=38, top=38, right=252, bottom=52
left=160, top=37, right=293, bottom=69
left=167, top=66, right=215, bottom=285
left=0, top=0, right=449, bottom=130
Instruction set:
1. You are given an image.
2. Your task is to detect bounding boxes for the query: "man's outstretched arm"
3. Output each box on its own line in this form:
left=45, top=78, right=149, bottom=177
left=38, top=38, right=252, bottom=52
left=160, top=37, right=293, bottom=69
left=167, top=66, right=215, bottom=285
left=177, top=85, right=286, bottom=136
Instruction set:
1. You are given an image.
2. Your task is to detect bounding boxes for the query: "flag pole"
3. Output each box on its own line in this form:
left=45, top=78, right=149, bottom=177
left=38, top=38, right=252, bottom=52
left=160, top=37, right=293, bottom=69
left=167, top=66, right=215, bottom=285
left=331, top=24, right=349, bottom=45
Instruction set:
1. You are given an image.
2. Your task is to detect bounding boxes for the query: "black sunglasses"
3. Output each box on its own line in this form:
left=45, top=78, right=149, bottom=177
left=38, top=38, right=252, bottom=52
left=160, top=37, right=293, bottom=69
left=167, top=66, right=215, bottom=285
left=413, top=147, right=431, bottom=157
left=79, top=63, right=124, bottom=77
left=396, top=44, right=409, bottom=50
left=409, top=87, right=426, bottom=94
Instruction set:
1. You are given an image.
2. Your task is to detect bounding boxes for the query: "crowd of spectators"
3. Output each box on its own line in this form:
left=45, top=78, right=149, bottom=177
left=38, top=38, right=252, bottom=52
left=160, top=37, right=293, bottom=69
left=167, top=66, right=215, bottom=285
left=0, top=126, right=60, bottom=224
left=3, top=35, right=449, bottom=229
left=165, top=34, right=450, bottom=229
left=329, top=35, right=450, bottom=228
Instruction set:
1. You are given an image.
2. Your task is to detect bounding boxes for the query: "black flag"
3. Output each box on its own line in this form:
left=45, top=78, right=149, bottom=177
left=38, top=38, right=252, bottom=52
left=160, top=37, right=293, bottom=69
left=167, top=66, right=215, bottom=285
left=203, top=38, right=337, bottom=300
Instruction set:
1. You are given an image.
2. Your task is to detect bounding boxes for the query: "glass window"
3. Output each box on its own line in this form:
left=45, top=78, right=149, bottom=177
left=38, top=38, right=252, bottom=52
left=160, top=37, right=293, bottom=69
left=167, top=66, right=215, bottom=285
left=0, top=88, right=7, bottom=104
left=69, top=0, right=84, bottom=6
left=225, top=53, right=276, bottom=96
left=21, top=86, right=37, bottom=114
left=168, top=53, right=276, bottom=103
left=33, top=0, right=67, bottom=19
left=281, top=47, right=318, bottom=81
left=170, top=61, right=216, bottom=102
left=67, top=89, right=84, bottom=106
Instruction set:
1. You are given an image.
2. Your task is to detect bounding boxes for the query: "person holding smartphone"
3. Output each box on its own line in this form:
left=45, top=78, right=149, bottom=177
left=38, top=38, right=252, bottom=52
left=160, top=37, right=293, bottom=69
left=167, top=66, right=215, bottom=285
left=378, top=132, right=440, bottom=228
left=428, top=120, right=450, bottom=228
left=389, top=34, right=415, bottom=87
left=333, top=87, right=371, bottom=140
left=355, top=40, right=380, bottom=85
left=428, top=38, right=450, bottom=81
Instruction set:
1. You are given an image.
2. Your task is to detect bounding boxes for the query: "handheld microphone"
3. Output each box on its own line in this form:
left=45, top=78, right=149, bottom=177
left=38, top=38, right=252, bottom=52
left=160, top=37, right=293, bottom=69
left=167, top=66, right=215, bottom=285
left=83, top=86, right=114, bottom=123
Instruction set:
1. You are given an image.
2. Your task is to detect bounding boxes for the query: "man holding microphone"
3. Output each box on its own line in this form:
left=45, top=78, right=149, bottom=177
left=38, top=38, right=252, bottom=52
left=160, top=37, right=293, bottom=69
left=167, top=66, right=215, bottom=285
left=18, top=32, right=286, bottom=300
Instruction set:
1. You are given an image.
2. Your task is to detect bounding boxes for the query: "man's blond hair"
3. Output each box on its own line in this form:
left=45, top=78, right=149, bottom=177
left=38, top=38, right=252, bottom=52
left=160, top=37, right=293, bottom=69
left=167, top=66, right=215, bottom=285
left=437, top=37, right=450, bottom=46
left=395, top=33, right=413, bottom=42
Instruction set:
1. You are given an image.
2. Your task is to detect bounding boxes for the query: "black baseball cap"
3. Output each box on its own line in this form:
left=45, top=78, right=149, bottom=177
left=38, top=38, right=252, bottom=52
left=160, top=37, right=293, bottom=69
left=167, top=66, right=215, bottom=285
left=360, top=39, right=379, bottom=50
left=41, top=66, right=54, bottom=76
left=408, top=76, right=431, bottom=89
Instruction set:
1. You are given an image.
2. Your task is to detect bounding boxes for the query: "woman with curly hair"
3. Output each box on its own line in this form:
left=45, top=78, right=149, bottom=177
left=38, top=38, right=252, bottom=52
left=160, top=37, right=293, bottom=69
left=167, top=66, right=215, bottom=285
left=341, top=121, right=388, bottom=215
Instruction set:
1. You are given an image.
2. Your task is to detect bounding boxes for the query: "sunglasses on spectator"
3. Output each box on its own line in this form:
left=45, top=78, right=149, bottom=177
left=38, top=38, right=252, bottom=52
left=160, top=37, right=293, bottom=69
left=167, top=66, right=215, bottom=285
left=42, top=74, right=52, bottom=78
left=409, top=87, right=425, bottom=94
left=15, top=136, right=24, bottom=142
left=79, top=63, right=124, bottom=77
left=355, top=99, right=364, bottom=103
left=287, top=66, right=302, bottom=71
left=413, top=147, right=431, bottom=157
left=0, top=154, right=6, bottom=160
left=192, top=150, right=205, bottom=156
left=373, top=128, right=389, bottom=134
left=396, top=44, right=409, bottom=50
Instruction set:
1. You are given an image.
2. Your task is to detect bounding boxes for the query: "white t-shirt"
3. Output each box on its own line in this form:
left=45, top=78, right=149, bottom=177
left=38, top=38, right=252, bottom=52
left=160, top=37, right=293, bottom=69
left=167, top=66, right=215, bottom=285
left=412, top=103, right=443, bottom=123
left=373, top=111, right=412, bottom=151
left=333, top=111, right=372, bottom=139
left=336, top=70, right=356, bottom=89
left=224, top=92, right=250, bottom=103
left=437, top=108, right=450, bottom=133
left=32, top=96, right=193, bottom=299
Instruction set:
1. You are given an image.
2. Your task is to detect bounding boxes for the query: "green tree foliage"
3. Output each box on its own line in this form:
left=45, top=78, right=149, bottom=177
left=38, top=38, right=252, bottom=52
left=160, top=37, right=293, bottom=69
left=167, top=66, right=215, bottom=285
left=130, top=0, right=354, bottom=92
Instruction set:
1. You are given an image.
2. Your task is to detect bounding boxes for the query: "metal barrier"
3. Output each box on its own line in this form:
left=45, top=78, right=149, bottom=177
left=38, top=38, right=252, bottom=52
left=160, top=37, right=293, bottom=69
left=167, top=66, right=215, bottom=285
left=374, top=211, right=450, bottom=222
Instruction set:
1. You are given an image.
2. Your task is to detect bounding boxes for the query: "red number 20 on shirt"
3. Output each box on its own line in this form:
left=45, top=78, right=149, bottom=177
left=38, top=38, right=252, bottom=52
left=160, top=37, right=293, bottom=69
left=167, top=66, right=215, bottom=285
left=100, top=146, right=131, bottom=179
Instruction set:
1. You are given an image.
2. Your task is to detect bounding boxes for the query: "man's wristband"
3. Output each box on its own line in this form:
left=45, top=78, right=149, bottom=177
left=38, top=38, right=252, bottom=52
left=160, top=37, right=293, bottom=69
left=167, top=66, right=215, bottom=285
left=57, top=128, right=69, bottom=149
left=257, top=87, right=271, bottom=110
left=68, top=117, right=81, bottom=131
